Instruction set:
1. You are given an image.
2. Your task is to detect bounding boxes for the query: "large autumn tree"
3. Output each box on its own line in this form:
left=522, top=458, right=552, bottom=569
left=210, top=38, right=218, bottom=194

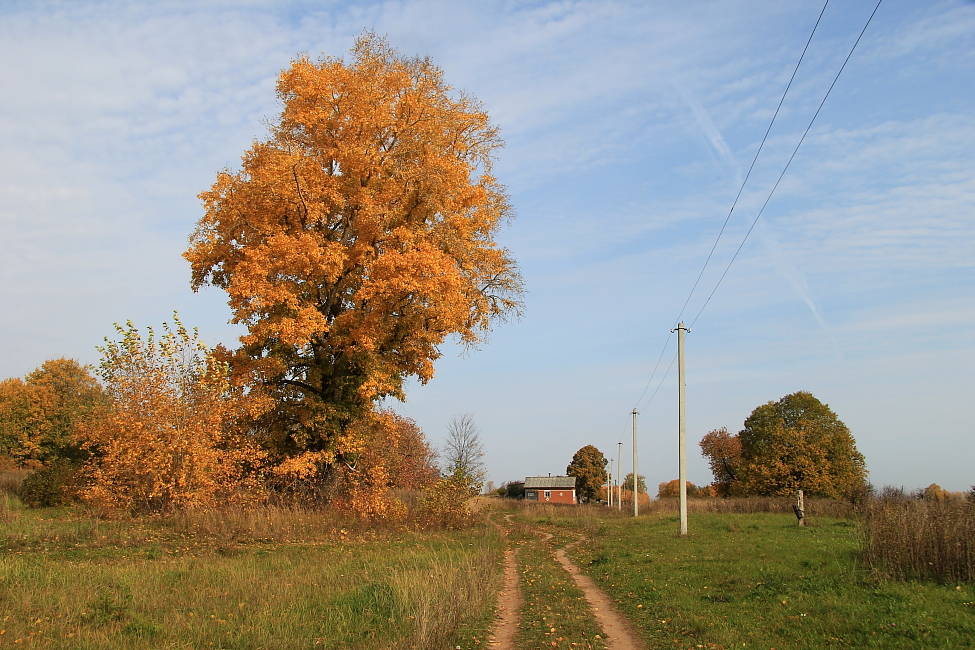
left=184, top=35, right=522, bottom=476
left=701, top=391, right=867, bottom=500
left=566, top=445, right=608, bottom=503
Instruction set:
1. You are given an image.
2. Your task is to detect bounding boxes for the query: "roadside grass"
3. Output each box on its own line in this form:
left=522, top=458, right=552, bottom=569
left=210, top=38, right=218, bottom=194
left=508, top=521, right=607, bottom=649
left=0, top=495, right=502, bottom=649
left=536, top=510, right=975, bottom=648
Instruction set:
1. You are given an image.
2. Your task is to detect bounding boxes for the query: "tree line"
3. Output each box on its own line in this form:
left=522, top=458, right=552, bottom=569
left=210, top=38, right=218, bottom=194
left=494, top=390, right=870, bottom=504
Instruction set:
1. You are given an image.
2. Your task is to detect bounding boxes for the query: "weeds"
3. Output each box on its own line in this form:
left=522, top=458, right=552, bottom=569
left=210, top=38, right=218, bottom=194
left=863, top=496, right=975, bottom=582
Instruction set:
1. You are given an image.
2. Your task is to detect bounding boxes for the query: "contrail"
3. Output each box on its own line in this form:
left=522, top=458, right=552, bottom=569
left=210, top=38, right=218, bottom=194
left=757, top=223, right=843, bottom=360
left=673, top=81, right=742, bottom=185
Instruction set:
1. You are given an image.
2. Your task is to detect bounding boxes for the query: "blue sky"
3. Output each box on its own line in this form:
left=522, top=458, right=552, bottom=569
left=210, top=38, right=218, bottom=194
left=2, top=0, right=973, bottom=491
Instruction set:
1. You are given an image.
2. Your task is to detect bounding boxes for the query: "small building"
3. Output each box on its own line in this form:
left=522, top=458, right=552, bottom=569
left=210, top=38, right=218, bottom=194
left=523, top=476, right=577, bottom=504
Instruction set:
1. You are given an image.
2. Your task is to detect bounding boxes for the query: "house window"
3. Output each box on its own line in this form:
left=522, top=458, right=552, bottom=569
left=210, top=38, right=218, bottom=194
left=526, top=490, right=537, bottom=500
left=544, top=490, right=552, bottom=500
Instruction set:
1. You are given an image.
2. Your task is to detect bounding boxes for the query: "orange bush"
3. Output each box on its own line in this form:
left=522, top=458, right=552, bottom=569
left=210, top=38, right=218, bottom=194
left=81, top=316, right=266, bottom=514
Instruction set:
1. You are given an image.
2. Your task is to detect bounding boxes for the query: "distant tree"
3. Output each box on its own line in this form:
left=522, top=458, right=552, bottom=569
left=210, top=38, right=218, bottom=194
left=484, top=480, right=496, bottom=495
left=504, top=481, right=525, bottom=499
left=0, top=359, right=106, bottom=466
left=657, top=479, right=710, bottom=498
left=922, top=483, right=947, bottom=501
left=699, top=427, right=742, bottom=497
left=566, top=445, right=608, bottom=503
left=737, top=391, right=867, bottom=500
left=622, top=473, right=647, bottom=494
left=0, top=378, right=32, bottom=463
left=443, top=414, right=486, bottom=490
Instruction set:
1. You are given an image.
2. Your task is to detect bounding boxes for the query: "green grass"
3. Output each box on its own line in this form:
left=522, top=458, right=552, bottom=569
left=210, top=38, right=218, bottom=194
left=508, top=522, right=607, bottom=649
left=545, top=511, right=975, bottom=648
left=0, top=496, right=502, bottom=649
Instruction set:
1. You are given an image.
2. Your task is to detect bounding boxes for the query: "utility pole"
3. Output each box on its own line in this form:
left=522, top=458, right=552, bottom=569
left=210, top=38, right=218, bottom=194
left=674, top=321, right=690, bottom=536
left=616, top=441, right=622, bottom=511
left=631, top=408, right=639, bottom=517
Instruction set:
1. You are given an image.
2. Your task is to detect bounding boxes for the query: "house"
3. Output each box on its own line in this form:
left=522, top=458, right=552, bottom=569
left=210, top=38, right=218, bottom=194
left=523, top=475, right=577, bottom=504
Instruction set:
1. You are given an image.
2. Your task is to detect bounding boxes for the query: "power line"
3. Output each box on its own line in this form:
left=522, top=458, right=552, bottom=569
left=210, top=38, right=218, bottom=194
left=633, top=0, right=831, bottom=409
left=673, top=0, right=831, bottom=326
left=690, top=0, right=884, bottom=328
left=632, top=332, right=673, bottom=408
left=643, top=352, right=678, bottom=411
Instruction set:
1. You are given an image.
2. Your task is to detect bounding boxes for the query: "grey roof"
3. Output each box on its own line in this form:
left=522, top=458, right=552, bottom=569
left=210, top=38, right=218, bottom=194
left=524, top=476, right=576, bottom=489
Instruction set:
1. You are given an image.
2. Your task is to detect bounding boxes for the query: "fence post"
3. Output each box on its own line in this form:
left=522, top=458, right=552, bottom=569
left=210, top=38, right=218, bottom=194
left=793, top=489, right=806, bottom=527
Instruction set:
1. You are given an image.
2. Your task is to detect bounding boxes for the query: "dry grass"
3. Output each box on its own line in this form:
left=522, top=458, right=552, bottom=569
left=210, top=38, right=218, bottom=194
left=645, top=496, right=856, bottom=518
left=863, top=496, right=975, bottom=583
left=509, top=495, right=855, bottom=519
left=1, top=469, right=30, bottom=522
left=0, top=467, right=30, bottom=495
left=165, top=504, right=357, bottom=543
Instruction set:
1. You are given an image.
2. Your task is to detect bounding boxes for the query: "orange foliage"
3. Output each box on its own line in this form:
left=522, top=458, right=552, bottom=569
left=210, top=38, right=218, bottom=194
left=699, top=427, right=742, bottom=497
left=598, top=486, right=651, bottom=507
left=360, top=409, right=439, bottom=491
left=656, top=479, right=713, bottom=498
left=184, top=34, right=522, bottom=477
left=0, top=359, right=104, bottom=465
left=0, top=378, right=34, bottom=462
left=81, top=316, right=266, bottom=514
left=329, top=409, right=438, bottom=520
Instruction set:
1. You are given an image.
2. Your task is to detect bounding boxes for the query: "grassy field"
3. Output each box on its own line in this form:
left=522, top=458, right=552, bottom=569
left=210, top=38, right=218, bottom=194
left=0, top=494, right=502, bottom=649
left=517, top=506, right=975, bottom=648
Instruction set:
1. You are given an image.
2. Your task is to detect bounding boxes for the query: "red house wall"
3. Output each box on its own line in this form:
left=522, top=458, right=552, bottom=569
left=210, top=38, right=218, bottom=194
left=525, top=489, right=576, bottom=504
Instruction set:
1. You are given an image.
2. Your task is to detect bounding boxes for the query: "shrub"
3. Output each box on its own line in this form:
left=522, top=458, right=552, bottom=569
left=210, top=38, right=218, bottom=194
left=416, top=473, right=478, bottom=529
left=81, top=318, right=267, bottom=514
left=18, top=459, right=83, bottom=508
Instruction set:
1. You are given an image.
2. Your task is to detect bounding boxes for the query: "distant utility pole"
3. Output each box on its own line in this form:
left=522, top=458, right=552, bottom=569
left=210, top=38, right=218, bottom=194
left=674, top=321, right=690, bottom=536
left=631, top=408, right=639, bottom=517
left=616, top=441, right=622, bottom=512
left=608, top=458, right=614, bottom=507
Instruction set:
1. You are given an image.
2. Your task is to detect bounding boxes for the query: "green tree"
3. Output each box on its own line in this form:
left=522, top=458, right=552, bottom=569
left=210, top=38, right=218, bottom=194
left=622, top=473, right=647, bottom=494
left=503, top=481, right=525, bottom=499
left=737, top=391, right=867, bottom=500
left=566, top=445, right=608, bottom=503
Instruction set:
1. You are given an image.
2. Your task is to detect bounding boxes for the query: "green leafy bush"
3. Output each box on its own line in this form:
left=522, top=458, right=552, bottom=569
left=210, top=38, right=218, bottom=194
left=18, top=459, right=83, bottom=507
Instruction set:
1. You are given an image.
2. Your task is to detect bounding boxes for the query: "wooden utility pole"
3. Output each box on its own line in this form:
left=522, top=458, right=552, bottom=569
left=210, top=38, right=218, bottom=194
left=632, top=408, right=639, bottom=517
left=617, top=441, right=622, bottom=511
left=675, top=322, right=690, bottom=536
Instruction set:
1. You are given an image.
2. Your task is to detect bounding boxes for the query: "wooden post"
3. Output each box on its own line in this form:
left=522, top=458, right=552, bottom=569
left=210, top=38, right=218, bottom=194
left=793, top=489, right=805, bottom=527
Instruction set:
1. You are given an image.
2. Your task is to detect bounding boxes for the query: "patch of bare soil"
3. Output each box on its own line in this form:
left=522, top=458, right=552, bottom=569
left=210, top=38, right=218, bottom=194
left=487, top=514, right=521, bottom=649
